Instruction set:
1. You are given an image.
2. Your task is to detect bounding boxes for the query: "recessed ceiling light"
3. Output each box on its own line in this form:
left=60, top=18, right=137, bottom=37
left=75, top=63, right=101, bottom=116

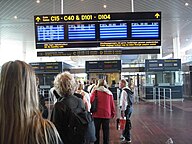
left=185, top=2, right=189, bottom=6
left=80, top=0, right=84, bottom=1
left=36, top=0, right=40, bottom=3
left=14, top=16, right=17, bottom=19
left=103, top=4, right=107, bottom=8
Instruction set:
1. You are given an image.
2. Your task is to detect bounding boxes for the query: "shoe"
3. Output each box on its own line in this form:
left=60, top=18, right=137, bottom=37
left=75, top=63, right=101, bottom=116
left=121, top=139, right=131, bottom=144
left=120, top=135, right=125, bottom=139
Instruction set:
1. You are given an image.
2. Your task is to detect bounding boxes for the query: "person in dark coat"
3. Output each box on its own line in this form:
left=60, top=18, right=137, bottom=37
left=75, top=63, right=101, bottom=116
left=51, top=71, right=87, bottom=144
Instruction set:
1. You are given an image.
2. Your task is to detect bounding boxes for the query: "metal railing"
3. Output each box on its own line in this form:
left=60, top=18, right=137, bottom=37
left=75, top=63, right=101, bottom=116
left=153, top=87, right=173, bottom=111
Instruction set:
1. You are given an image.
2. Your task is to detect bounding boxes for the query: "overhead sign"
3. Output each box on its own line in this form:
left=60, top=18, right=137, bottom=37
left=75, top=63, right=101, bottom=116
left=145, top=59, right=181, bottom=71
left=30, top=62, right=62, bottom=74
left=86, top=60, right=121, bottom=73
left=37, top=49, right=160, bottom=57
left=34, top=12, right=161, bottom=49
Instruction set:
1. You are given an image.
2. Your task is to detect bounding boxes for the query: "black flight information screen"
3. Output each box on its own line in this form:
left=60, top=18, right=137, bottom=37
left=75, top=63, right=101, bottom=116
left=34, top=12, right=161, bottom=49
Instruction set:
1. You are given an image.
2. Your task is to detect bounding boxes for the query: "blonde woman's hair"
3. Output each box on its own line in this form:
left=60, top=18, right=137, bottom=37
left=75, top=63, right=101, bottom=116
left=0, top=60, right=62, bottom=144
left=78, top=83, right=84, bottom=91
left=54, top=71, right=76, bottom=96
left=97, top=79, right=108, bottom=87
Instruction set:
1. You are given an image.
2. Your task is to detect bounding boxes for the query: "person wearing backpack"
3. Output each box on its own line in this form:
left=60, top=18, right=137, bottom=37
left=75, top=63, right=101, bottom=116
left=51, top=71, right=90, bottom=144
left=119, top=79, right=134, bottom=144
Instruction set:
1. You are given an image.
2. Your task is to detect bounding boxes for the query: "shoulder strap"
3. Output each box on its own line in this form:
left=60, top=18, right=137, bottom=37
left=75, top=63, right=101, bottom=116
left=90, top=84, right=95, bottom=93
left=53, top=90, right=61, bottom=99
left=124, top=88, right=133, bottom=106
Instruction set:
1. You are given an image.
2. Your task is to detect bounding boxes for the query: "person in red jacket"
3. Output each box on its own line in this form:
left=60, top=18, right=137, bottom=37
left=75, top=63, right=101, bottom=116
left=90, top=79, right=116, bottom=144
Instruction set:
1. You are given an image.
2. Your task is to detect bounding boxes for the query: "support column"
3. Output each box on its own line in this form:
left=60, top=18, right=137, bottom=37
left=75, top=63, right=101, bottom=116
left=61, top=0, right=64, bottom=14
left=22, top=40, right=26, bottom=61
left=173, top=36, right=181, bottom=59
left=173, top=36, right=181, bottom=83
left=131, top=0, right=134, bottom=12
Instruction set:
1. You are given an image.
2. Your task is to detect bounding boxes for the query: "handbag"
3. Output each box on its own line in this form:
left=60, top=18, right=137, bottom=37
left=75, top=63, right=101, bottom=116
left=84, top=112, right=96, bottom=142
left=90, top=90, right=98, bottom=113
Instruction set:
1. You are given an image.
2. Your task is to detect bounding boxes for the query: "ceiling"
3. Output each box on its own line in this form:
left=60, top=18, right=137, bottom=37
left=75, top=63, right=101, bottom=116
left=0, top=0, right=192, bottom=67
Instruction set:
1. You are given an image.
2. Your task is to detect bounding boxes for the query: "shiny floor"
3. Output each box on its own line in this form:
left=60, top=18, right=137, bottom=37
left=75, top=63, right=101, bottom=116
left=104, top=98, right=192, bottom=144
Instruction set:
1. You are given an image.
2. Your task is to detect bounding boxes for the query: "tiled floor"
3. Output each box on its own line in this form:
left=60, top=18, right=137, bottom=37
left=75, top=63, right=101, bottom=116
left=104, top=98, right=192, bottom=144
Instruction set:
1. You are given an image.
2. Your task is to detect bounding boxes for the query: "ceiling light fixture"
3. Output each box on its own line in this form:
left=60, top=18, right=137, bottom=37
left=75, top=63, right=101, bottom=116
left=36, top=0, right=40, bottom=3
left=185, top=2, right=189, bottom=6
left=103, top=4, right=107, bottom=8
left=14, top=16, right=17, bottom=19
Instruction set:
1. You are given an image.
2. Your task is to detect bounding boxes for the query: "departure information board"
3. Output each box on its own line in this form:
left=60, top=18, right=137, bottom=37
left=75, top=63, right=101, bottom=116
left=37, top=25, right=65, bottom=41
left=86, top=60, right=121, bottom=73
left=34, top=12, right=161, bottom=49
left=68, top=24, right=96, bottom=40
left=37, top=49, right=160, bottom=57
left=145, top=59, right=181, bottom=71
left=131, top=22, right=159, bottom=38
left=30, top=62, right=62, bottom=74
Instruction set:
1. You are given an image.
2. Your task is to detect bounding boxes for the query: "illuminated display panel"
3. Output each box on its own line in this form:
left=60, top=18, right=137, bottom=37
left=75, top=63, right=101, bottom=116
left=34, top=12, right=161, bottom=49
left=37, top=25, right=64, bottom=41
left=85, top=60, right=121, bottom=73
left=99, top=23, right=127, bottom=39
left=30, top=62, right=62, bottom=73
left=131, top=22, right=159, bottom=38
left=68, top=23, right=96, bottom=40
left=145, top=59, right=181, bottom=71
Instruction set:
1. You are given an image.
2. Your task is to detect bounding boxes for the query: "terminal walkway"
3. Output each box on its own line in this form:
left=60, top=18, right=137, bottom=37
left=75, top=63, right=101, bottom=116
left=106, top=99, right=192, bottom=144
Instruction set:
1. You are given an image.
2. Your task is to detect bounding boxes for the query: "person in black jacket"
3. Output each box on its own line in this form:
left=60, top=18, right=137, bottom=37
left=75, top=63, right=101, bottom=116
left=51, top=71, right=87, bottom=144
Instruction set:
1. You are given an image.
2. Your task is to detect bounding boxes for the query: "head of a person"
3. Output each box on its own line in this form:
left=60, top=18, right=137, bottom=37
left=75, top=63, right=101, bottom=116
left=54, top=71, right=76, bottom=97
left=77, top=83, right=84, bottom=91
left=119, top=79, right=127, bottom=89
left=0, top=60, right=46, bottom=143
left=112, top=80, right=116, bottom=85
left=97, top=79, right=108, bottom=87
left=0, top=60, right=39, bottom=118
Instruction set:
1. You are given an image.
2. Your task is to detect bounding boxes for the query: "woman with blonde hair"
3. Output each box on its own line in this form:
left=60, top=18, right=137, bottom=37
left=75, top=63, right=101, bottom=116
left=51, top=71, right=88, bottom=144
left=0, top=60, right=63, bottom=144
left=90, top=79, right=116, bottom=144
left=76, top=82, right=91, bottom=111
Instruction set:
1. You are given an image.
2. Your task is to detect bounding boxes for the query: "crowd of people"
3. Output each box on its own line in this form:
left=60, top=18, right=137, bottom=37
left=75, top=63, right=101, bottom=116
left=0, top=60, right=134, bottom=144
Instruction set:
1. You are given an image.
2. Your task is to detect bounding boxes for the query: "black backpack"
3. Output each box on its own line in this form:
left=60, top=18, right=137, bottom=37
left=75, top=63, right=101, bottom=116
left=61, top=97, right=91, bottom=144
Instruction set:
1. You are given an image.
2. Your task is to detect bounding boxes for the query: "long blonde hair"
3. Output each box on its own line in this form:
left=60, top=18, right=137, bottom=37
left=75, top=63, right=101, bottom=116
left=0, top=60, right=61, bottom=144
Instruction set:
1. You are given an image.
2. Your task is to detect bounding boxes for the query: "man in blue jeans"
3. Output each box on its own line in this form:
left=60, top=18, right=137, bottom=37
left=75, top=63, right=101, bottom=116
left=119, top=79, right=133, bottom=144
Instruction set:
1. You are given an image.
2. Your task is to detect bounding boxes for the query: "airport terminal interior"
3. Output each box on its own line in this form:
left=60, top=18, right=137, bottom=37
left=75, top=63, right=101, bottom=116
left=1, top=0, right=192, bottom=143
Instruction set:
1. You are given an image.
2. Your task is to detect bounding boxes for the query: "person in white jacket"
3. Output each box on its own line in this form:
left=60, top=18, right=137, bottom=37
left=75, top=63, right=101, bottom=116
left=119, top=79, right=134, bottom=144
